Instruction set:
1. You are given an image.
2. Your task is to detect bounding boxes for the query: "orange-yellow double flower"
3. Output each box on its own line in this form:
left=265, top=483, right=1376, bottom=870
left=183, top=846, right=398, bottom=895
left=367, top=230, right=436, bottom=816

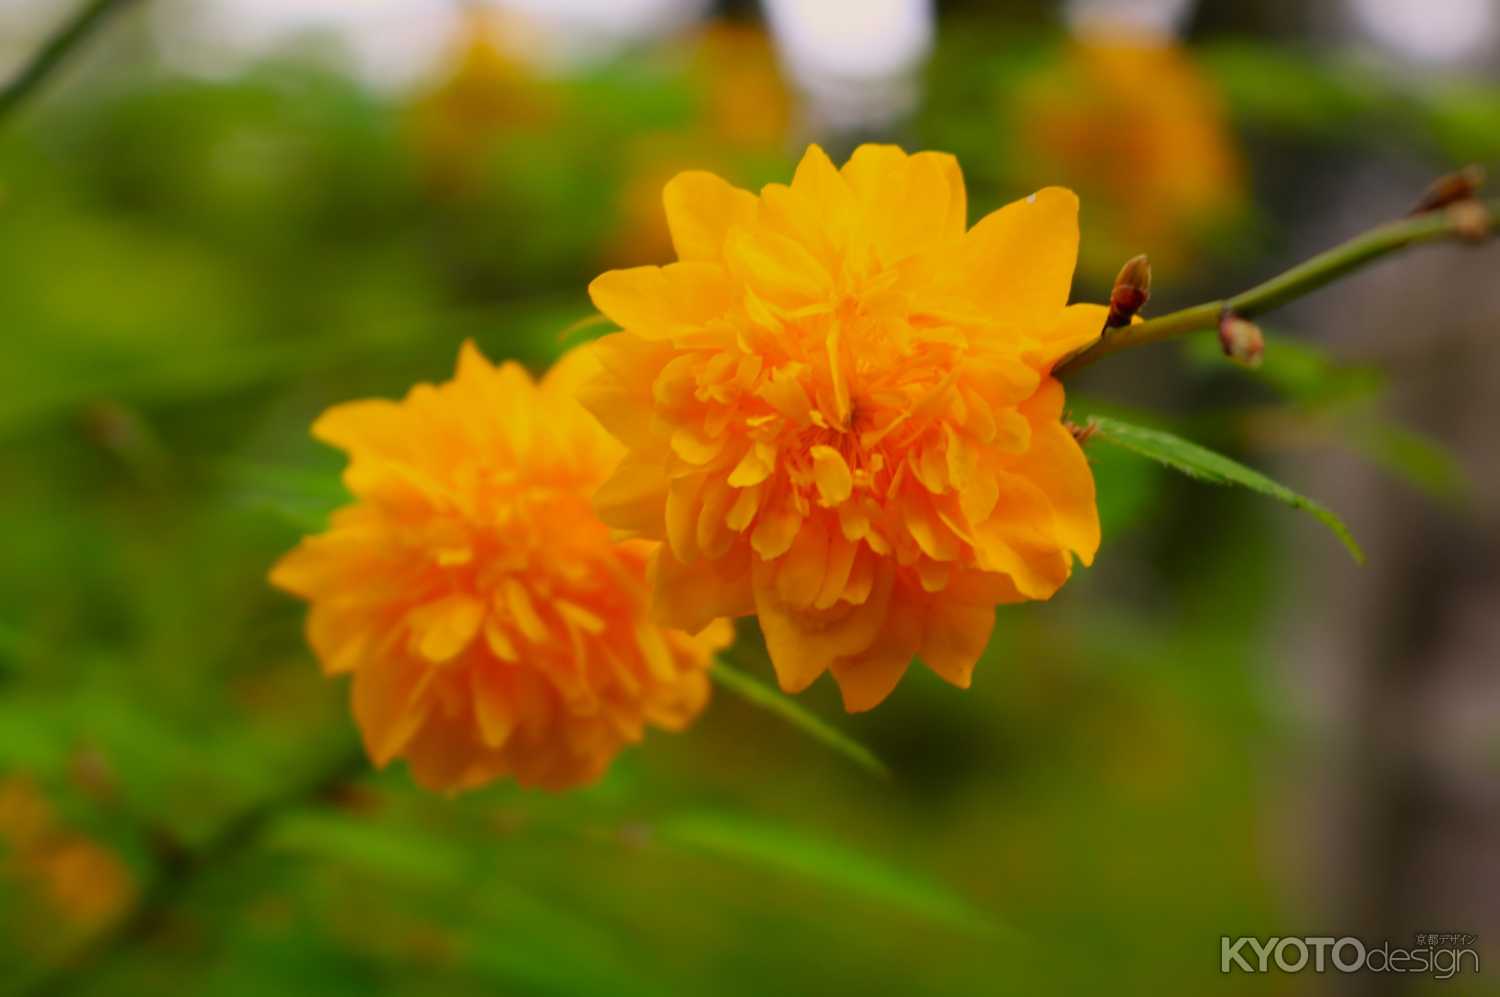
left=271, top=344, right=730, bottom=792
left=583, top=144, right=1102, bottom=711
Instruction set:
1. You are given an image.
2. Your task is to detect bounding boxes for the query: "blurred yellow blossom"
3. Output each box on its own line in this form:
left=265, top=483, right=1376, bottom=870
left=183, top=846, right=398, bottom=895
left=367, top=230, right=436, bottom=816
left=688, top=21, right=794, bottom=151
left=584, top=145, right=1101, bottom=712
left=406, top=8, right=557, bottom=195
left=270, top=344, right=731, bottom=793
left=1014, top=38, right=1245, bottom=277
left=605, top=22, right=794, bottom=266
left=0, top=776, right=135, bottom=933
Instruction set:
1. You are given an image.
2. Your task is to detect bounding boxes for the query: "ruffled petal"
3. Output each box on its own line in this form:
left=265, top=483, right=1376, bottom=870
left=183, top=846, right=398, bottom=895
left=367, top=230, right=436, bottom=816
left=664, top=170, right=758, bottom=262
left=651, top=544, right=755, bottom=633
left=840, top=144, right=966, bottom=266
left=1017, top=383, right=1100, bottom=565
left=588, top=262, right=735, bottom=339
left=1026, top=303, right=1109, bottom=369
left=752, top=555, right=895, bottom=694
left=955, top=186, right=1079, bottom=328
left=828, top=599, right=921, bottom=711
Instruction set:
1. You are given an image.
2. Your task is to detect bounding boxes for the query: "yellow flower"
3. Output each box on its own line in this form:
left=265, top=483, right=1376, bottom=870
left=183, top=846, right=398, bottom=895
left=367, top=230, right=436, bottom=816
left=0, top=776, right=135, bottom=931
left=583, top=145, right=1102, bottom=712
left=1015, top=38, right=1244, bottom=275
left=603, top=22, right=794, bottom=267
left=406, top=9, right=557, bottom=195
left=270, top=344, right=731, bottom=792
left=687, top=21, right=794, bottom=151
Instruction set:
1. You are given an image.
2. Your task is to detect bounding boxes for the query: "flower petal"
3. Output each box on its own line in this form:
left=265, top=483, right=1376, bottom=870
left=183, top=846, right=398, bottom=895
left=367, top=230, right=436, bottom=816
left=1018, top=381, right=1100, bottom=565
left=753, top=556, right=895, bottom=694
left=652, top=545, right=754, bottom=633
left=588, top=262, right=735, bottom=339
left=828, top=601, right=920, bottom=712
left=664, top=170, right=758, bottom=262
left=809, top=445, right=853, bottom=506
left=956, top=186, right=1079, bottom=328
left=1027, top=303, right=1109, bottom=369
left=352, top=655, right=433, bottom=766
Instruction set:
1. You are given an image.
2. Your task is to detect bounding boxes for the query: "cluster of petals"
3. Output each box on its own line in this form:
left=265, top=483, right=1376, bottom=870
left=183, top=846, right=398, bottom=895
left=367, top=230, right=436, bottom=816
left=271, top=344, right=730, bottom=792
left=582, top=144, right=1102, bottom=711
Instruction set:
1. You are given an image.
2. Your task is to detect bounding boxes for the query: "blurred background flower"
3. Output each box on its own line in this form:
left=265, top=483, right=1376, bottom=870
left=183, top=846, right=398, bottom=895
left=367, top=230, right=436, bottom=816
left=1012, top=35, right=1245, bottom=279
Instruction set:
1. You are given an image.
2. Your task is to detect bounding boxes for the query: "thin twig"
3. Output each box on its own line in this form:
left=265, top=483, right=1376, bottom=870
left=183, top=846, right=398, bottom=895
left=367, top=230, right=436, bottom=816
left=19, top=743, right=367, bottom=997
left=1054, top=198, right=1499, bottom=377
left=0, top=0, right=142, bottom=125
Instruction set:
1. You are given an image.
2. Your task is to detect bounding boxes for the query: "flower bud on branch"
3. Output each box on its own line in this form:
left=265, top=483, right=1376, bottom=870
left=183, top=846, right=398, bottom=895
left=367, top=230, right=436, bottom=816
left=1105, top=254, right=1151, bottom=329
left=1218, top=312, right=1264, bottom=368
left=1447, top=199, right=1491, bottom=243
left=1409, top=164, right=1485, bottom=216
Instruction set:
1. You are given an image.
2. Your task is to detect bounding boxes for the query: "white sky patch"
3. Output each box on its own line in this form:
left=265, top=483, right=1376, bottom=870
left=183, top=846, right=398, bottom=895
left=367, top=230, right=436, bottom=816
left=493, top=0, right=711, bottom=65
left=149, top=0, right=710, bottom=89
left=1346, top=0, right=1496, bottom=64
left=152, top=0, right=463, bottom=90
left=762, top=0, right=935, bottom=132
left=0, top=0, right=73, bottom=79
left=1064, top=0, right=1196, bottom=41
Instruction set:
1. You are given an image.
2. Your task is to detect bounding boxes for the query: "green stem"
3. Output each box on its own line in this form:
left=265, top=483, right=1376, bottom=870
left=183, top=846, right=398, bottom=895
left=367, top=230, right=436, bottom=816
left=1054, top=199, right=1499, bottom=377
left=711, top=659, right=889, bottom=779
left=0, top=0, right=142, bottom=125
left=19, top=742, right=366, bottom=997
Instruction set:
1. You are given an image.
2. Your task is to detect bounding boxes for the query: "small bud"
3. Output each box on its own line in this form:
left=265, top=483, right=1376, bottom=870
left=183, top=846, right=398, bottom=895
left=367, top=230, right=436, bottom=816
left=1218, top=313, right=1264, bottom=368
left=1447, top=199, right=1491, bottom=243
left=1064, top=417, right=1098, bottom=445
left=1410, top=165, right=1485, bottom=215
left=1106, top=254, right=1151, bottom=329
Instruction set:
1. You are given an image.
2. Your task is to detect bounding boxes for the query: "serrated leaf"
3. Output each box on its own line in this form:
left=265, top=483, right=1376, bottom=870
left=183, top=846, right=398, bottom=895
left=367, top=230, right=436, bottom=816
left=711, top=660, right=889, bottom=779
left=653, top=812, right=1006, bottom=935
left=1089, top=416, right=1365, bottom=564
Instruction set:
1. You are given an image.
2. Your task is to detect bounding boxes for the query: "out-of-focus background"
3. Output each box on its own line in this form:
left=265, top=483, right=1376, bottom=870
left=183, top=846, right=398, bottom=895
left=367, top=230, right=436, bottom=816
left=2, top=1, right=1498, bottom=994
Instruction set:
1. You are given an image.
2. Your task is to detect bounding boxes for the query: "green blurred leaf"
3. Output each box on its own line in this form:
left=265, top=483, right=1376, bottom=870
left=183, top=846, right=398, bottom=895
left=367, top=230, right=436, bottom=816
left=268, top=812, right=472, bottom=886
left=1087, top=439, right=1164, bottom=539
left=1182, top=331, right=1386, bottom=405
left=711, top=661, right=888, bottom=779
left=654, top=812, right=1003, bottom=935
left=215, top=459, right=348, bottom=533
left=1089, top=416, right=1365, bottom=564
left=1352, top=421, right=1470, bottom=508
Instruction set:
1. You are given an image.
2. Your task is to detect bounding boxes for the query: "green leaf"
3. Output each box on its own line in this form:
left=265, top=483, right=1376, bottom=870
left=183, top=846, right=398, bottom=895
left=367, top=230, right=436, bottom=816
left=215, top=459, right=347, bottom=532
left=1352, top=421, right=1470, bottom=509
left=267, top=811, right=473, bottom=887
left=1182, top=330, right=1385, bottom=405
left=1088, top=416, right=1365, bottom=564
left=711, top=660, right=889, bottom=779
left=653, top=812, right=1005, bottom=935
